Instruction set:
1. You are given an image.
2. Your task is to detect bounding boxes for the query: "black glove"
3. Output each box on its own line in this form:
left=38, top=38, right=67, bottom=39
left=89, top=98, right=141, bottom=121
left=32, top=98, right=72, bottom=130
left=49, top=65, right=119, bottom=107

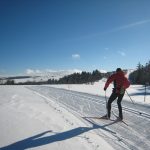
left=104, top=87, right=107, bottom=91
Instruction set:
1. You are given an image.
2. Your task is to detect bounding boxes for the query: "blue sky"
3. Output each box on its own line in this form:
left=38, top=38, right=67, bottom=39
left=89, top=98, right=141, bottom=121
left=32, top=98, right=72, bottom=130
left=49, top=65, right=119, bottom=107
left=0, top=0, right=150, bottom=75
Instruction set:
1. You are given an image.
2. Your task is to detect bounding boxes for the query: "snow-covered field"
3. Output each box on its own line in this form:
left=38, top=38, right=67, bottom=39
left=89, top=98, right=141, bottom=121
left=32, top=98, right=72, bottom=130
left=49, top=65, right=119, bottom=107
left=0, top=85, right=114, bottom=150
left=0, top=79, right=150, bottom=150
left=49, top=78, right=150, bottom=105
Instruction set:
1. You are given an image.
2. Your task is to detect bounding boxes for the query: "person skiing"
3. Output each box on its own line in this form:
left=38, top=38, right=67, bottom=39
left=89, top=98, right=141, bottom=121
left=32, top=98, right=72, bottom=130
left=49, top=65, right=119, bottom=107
left=103, top=68, right=130, bottom=120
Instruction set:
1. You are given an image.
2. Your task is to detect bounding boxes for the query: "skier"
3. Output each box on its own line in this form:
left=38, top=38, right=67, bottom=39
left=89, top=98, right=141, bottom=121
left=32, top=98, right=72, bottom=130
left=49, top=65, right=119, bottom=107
left=103, top=68, right=130, bottom=120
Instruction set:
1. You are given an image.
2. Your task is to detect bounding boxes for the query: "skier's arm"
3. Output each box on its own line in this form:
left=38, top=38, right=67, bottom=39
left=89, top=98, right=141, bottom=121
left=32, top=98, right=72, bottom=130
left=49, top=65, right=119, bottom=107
left=104, top=74, right=116, bottom=90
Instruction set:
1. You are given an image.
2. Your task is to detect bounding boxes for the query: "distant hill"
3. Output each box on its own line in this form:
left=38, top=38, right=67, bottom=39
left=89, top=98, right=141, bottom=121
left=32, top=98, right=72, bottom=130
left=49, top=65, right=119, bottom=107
left=0, top=70, right=82, bottom=84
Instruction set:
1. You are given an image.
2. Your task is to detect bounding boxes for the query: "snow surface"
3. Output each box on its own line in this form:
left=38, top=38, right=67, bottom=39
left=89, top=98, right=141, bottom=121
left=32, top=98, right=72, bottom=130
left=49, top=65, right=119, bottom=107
left=0, top=78, right=150, bottom=150
left=49, top=78, right=150, bottom=105
left=0, top=85, right=114, bottom=150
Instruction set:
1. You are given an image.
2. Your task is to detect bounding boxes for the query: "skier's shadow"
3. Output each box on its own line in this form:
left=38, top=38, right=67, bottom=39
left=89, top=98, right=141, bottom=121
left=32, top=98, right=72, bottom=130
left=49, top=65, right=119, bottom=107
left=0, top=118, right=116, bottom=150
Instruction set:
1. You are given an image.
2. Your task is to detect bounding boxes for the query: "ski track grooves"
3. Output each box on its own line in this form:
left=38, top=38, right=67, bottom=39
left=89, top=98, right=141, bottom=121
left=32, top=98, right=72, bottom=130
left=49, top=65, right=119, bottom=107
left=27, top=86, right=150, bottom=150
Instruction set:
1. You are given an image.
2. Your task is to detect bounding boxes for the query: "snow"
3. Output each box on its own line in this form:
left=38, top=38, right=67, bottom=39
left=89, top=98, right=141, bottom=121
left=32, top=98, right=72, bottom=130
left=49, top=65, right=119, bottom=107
left=49, top=78, right=150, bottom=105
left=0, top=78, right=150, bottom=150
left=0, top=85, right=114, bottom=150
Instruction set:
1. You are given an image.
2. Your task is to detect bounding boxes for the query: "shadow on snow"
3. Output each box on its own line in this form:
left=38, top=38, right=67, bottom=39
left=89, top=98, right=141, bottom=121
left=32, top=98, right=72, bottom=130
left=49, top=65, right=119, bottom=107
left=0, top=118, right=117, bottom=150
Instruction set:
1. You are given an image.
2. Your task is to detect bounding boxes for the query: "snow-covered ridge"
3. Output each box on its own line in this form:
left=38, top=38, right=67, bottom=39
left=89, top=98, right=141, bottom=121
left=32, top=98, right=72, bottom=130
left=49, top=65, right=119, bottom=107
left=0, top=69, right=82, bottom=83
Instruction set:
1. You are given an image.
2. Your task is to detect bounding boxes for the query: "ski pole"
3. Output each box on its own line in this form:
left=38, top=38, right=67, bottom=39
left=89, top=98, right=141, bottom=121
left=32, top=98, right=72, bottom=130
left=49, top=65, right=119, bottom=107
left=126, top=90, right=142, bottom=115
left=105, top=91, right=108, bottom=118
left=125, top=90, right=135, bottom=104
left=144, top=84, right=147, bottom=102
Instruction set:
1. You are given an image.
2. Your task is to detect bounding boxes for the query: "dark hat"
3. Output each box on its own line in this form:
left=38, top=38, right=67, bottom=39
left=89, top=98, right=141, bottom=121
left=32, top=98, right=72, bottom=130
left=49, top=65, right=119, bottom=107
left=116, top=68, right=122, bottom=72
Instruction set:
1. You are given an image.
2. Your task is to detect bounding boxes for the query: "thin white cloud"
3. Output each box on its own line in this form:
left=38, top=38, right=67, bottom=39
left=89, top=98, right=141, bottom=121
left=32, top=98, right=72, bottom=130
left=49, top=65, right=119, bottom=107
left=64, top=19, right=150, bottom=41
left=72, top=54, right=80, bottom=60
left=26, top=69, right=42, bottom=75
left=26, top=69, right=35, bottom=75
left=99, top=69, right=107, bottom=73
left=103, top=56, right=107, bottom=60
left=35, top=70, right=42, bottom=74
left=118, top=51, right=126, bottom=56
left=112, top=19, right=150, bottom=32
left=105, top=48, right=109, bottom=51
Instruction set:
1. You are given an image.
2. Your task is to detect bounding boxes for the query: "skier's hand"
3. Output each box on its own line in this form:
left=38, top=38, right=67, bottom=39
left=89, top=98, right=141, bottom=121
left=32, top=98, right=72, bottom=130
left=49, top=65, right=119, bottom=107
left=104, top=87, right=107, bottom=91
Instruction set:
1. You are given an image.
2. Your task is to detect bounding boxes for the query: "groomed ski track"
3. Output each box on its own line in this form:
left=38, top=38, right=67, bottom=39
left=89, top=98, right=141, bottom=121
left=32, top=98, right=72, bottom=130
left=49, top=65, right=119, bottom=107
left=28, top=86, right=150, bottom=150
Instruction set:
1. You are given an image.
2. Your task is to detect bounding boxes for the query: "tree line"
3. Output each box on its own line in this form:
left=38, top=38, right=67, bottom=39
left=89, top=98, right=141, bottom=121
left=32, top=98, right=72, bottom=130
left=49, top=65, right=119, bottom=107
left=48, top=69, right=104, bottom=84
left=0, top=70, right=105, bottom=85
left=129, top=61, right=150, bottom=85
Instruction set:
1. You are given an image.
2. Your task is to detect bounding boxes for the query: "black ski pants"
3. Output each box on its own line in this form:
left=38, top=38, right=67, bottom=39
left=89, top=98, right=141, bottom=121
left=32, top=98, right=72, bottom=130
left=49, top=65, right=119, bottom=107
left=107, top=92, right=124, bottom=119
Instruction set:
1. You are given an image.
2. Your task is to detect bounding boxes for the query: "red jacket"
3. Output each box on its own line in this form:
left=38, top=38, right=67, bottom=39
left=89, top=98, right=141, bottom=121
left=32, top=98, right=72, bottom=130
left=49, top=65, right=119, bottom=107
left=104, top=71, right=130, bottom=94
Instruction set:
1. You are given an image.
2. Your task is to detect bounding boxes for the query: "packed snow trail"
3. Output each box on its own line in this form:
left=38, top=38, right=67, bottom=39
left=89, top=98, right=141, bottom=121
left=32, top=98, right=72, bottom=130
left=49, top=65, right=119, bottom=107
left=0, top=86, right=114, bottom=150
left=28, top=86, right=150, bottom=150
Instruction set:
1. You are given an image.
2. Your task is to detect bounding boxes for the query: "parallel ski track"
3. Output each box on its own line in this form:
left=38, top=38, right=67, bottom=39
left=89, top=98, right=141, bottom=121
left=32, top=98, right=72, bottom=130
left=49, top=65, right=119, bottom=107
left=27, top=86, right=150, bottom=150
left=29, top=86, right=150, bottom=120
left=58, top=88, right=150, bottom=120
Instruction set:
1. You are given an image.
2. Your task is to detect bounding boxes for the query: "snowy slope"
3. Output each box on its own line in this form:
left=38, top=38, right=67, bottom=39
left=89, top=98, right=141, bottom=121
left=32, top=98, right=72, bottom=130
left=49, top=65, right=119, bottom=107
left=0, top=85, right=114, bottom=150
left=1, top=69, right=82, bottom=84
